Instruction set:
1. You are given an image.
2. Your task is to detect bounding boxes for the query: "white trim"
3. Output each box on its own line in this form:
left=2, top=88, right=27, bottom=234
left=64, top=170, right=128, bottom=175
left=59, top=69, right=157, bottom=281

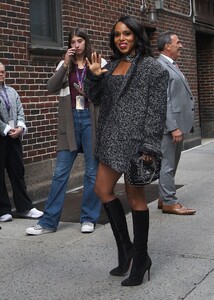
left=59, top=86, right=70, bottom=97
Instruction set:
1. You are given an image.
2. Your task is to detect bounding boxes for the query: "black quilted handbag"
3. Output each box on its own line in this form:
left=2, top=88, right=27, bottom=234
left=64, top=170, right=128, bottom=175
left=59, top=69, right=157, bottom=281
left=126, top=152, right=162, bottom=187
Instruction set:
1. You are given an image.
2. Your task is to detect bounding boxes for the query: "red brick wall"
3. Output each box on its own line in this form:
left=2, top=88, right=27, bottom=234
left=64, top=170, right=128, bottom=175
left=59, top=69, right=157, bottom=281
left=0, top=0, right=58, bottom=163
left=0, top=0, right=202, bottom=165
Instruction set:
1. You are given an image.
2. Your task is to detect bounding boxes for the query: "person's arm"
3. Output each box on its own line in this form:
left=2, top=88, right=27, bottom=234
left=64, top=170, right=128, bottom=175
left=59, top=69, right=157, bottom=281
left=84, top=53, right=108, bottom=105
left=48, top=48, right=77, bottom=94
left=10, top=90, right=26, bottom=138
left=165, top=78, right=184, bottom=143
left=140, top=67, right=169, bottom=155
left=84, top=69, right=105, bottom=105
left=16, top=91, right=26, bottom=132
left=165, top=80, right=179, bottom=133
left=0, top=119, right=10, bottom=136
left=2, top=89, right=26, bottom=139
left=47, top=60, right=68, bottom=94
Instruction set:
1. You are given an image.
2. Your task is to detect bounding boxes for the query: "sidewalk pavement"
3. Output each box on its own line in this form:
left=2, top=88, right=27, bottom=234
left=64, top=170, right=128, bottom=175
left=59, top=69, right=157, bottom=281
left=0, top=141, right=214, bottom=300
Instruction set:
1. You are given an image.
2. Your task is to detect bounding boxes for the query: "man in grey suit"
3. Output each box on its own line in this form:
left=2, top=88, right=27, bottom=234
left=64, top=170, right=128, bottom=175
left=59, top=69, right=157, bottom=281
left=157, top=31, right=196, bottom=215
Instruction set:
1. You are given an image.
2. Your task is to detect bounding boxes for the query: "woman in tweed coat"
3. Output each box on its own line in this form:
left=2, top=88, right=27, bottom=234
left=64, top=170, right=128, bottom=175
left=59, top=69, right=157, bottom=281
left=84, top=16, right=168, bottom=286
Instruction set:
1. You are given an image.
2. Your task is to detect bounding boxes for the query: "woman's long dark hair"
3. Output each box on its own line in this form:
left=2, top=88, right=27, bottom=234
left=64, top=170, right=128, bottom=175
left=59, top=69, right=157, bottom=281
left=67, top=28, right=92, bottom=71
left=110, top=15, right=152, bottom=60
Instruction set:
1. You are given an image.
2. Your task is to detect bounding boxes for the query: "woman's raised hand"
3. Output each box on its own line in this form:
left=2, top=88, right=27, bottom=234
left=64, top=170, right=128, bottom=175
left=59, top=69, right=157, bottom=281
left=86, top=52, right=107, bottom=76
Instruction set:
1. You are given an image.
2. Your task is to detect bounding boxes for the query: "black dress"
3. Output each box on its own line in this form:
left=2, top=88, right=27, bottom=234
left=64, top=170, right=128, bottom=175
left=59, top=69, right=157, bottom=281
left=95, top=74, right=139, bottom=173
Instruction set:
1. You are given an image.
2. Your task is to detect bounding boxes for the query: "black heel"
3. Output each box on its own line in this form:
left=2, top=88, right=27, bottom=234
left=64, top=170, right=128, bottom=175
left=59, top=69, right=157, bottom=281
left=103, top=199, right=133, bottom=277
left=148, top=264, right=151, bottom=281
left=121, top=255, right=152, bottom=286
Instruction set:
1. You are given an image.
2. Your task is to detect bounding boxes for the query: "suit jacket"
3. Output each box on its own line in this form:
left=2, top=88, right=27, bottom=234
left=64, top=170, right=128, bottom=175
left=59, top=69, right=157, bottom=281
left=157, top=55, right=195, bottom=134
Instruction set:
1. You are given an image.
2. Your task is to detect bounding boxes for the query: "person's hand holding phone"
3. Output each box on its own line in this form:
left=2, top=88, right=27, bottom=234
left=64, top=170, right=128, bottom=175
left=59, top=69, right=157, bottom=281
left=64, top=48, right=76, bottom=68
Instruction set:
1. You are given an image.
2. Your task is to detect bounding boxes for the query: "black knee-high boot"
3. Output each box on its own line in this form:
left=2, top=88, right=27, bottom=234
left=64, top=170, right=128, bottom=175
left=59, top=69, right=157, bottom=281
left=103, top=198, right=133, bottom=276
left=121, top=209, right=152, bottom=286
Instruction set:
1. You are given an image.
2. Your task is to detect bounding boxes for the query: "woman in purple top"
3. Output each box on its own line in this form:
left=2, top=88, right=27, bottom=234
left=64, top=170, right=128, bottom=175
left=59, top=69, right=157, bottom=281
left=26, top=28, right=106, bottom=235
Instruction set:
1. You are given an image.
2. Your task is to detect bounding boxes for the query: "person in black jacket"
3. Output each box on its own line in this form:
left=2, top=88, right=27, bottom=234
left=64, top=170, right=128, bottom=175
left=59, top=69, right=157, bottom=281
left=0, top=62, right=43, bottom=223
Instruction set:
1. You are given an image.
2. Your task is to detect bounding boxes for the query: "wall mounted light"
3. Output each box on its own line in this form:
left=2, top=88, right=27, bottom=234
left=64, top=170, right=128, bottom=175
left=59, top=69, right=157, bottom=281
left=141, top=0, right=192, bottom=19
left=154, top=0, right=163, bottom=10
left=140, top=0, right=163, bottom=22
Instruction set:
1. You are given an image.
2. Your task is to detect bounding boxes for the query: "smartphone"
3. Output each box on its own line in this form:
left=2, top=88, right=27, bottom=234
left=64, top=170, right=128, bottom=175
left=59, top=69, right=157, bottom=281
left=73, top=83, right=82, bottom=94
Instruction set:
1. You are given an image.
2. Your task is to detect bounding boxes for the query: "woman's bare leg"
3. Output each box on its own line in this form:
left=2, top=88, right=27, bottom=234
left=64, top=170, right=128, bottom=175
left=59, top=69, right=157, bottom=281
left=95, top=162, right=121, bottom=202
left=125, top=181, right=147, bottom=210
left=96, top=162, right=133, bottom=276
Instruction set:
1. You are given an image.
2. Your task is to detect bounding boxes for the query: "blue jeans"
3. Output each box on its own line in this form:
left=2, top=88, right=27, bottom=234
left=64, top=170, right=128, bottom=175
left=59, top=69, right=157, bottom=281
left=38, top=109, right=101, bottom=230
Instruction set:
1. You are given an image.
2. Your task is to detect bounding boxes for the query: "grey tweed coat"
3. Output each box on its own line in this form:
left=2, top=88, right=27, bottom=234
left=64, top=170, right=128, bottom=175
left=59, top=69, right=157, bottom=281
left=84, top=55, right=169, bottom=173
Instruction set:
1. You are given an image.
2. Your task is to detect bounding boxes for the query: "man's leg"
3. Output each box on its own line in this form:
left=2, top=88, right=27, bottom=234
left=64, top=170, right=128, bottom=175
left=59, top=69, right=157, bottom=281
left=0, top=137, right=12, bottom=216
left=159, top=133, right=179, bottom=204
left=6, top=138, right=33, bottom=213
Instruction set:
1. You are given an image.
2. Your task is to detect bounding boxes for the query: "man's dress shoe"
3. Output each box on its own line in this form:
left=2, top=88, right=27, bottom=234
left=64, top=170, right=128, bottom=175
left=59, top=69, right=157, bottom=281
left=158, top=199, right=163, bottom=209
left=158, top=199, right=196, bottom=215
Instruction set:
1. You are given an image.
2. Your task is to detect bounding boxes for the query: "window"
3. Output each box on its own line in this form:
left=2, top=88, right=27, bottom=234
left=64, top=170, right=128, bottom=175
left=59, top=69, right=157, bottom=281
left=29, top=0, right=62, bottom=49
left=193, top=0, right=214, bottom=26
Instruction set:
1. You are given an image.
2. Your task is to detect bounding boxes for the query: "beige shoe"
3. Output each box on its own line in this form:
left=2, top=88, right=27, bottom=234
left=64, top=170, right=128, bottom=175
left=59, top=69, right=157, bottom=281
left=162, top=203, right=196, bottom=215
left=157, top=199, right=163, bottom=209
